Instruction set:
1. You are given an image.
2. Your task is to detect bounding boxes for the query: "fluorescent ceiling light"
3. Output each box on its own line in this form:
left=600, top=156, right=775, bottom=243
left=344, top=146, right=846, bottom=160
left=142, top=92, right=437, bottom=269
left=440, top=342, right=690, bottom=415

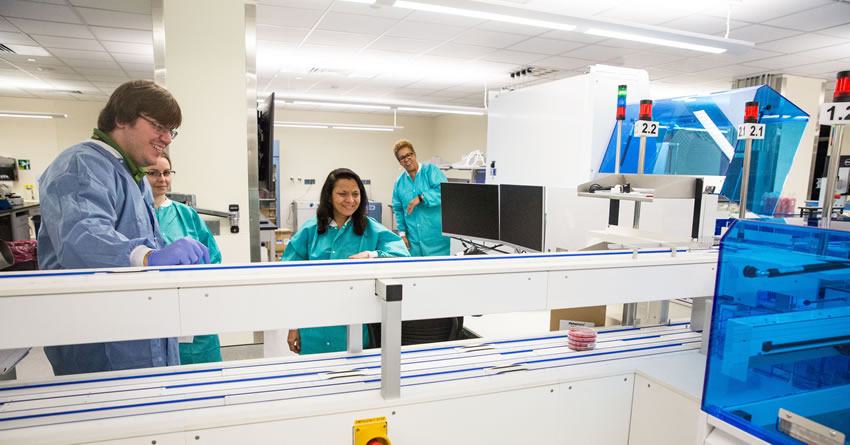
left=585, top=28, right=726, bottom=54
left=332, top=125, right=395, bottom=132
left=397, top=106, right=484, bottom=116
left=291, top=100, right=391, bottom=111
left=0, top=111, right=67, bottom=119
left=393, top=1, right=575, bottom=31
left=274, top=122, right=329, bottom=129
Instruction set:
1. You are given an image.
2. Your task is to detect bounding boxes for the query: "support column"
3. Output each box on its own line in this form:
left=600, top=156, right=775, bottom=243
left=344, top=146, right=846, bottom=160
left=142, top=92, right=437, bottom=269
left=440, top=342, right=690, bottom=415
left=152, top=0, right=258, bottom=262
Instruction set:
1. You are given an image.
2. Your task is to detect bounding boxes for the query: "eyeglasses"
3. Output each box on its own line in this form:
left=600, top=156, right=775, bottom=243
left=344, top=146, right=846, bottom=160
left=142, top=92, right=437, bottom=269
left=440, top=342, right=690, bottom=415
left=397, top=152, right=415, bottom=162
left=146, top=170, right=175, bottom=178
left=139, top=115, right=178, bottom=139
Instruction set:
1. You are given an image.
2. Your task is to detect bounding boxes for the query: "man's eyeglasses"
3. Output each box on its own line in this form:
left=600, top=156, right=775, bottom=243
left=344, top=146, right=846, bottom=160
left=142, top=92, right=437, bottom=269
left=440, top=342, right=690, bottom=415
left=397, top=152, right=415, bottom=162
left=146, top=170, right=175, bottom=178
left=139, top=115, right=178, bottom=139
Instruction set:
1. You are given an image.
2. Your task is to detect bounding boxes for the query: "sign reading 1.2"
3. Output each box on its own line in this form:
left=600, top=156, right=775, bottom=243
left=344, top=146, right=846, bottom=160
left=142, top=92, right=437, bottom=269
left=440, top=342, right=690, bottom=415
left=820, top=102, right=850, bottom=125
left=634, top=121, right=659, bottom=137
left=737, top=123, right=765, bottom=140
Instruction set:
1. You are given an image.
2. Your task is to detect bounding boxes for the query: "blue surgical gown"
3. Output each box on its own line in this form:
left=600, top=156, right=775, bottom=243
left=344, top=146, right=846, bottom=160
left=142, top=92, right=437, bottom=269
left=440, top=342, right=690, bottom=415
left=38, top=140, right=179, bottom=376
left=392, top=163, right=451, bottom=257
left=155, top=198, right=223, bottom=364
left=281, top=216, right=410, bottom=354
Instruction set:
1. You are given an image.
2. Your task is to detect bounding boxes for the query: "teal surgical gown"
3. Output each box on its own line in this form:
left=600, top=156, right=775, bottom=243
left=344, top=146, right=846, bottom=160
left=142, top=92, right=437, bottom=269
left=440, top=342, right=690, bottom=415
left=155, top=198, right=223, bottom=364
left=392, top=163, right=451, bottom=257
left=281, top=216, right=410, bottom=354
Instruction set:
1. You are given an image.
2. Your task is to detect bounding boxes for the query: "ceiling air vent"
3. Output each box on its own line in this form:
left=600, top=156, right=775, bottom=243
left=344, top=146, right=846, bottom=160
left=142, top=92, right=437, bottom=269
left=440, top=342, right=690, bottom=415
left=0, top=44, right=16, bottom=53
left=502, top=66, right=566, bottom=92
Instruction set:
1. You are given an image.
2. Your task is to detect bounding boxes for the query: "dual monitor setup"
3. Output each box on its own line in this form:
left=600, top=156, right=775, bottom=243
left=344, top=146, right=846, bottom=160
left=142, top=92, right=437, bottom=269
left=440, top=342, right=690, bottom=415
left=441, top=183, right=545, bottom=253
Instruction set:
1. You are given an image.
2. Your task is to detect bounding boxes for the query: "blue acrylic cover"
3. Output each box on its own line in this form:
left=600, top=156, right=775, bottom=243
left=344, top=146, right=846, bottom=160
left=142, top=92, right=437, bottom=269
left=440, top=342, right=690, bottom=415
left=703, top=220, right=850, bottom=444
left=598, top=86, right=808, bottom=216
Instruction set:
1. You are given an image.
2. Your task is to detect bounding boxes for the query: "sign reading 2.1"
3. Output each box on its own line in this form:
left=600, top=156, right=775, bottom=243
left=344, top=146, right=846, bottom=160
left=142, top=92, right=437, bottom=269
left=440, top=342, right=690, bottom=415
left=737, top=123, right=765, bottom=140
left=634, top=121, right=659, bottom=137
left=820, top=102, right=850, bottom=126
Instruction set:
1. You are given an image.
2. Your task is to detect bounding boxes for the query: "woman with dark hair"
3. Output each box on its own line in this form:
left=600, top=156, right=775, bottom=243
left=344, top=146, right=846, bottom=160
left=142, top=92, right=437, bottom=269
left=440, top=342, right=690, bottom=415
left=282, top=168, right=409, bottom=354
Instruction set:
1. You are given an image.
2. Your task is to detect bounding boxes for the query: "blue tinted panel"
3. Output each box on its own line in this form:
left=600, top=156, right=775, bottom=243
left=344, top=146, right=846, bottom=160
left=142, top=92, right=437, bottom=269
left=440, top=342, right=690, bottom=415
left=703, top=220, right=850, bottom=444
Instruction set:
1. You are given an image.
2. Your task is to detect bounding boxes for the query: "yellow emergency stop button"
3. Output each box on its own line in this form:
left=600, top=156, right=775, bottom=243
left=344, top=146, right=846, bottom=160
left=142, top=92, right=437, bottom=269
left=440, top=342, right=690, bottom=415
left=353, top=416, right=391, bottom=445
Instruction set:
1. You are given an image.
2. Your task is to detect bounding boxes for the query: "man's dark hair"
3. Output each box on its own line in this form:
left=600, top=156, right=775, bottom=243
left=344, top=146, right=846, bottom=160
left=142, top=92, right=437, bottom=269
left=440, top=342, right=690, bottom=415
left=317, top=168, right=369, bottom=235
left=97, top=80, right=182, bottom=133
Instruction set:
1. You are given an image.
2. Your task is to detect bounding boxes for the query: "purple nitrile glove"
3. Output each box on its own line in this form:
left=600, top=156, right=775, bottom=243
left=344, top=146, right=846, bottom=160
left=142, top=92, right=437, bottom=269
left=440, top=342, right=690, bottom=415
left=148, top=236, right=210, bottom=266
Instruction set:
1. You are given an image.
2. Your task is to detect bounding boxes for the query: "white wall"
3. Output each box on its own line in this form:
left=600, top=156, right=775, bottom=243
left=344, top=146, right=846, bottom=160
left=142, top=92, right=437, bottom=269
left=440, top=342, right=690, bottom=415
left=0, top=97, right=105, bottom=201
left=779, top=75, right=825, bottom=204
left=276, top=109, right=486, bottom=231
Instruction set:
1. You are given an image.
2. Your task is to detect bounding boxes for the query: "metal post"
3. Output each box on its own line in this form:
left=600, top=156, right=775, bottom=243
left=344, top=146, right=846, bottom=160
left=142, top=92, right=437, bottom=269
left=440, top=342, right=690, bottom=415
left=346, top=324, right=363, bottom=354
left=637, top=135, right=646, bottom=176
left=622, top=303, right=637, bottom=326
left=821, top=126, right=845, bottom=229
left=376, top=279, right=402, bottom=400
left=615, top=120, right=622, bottom=174
left=633, top=202, right=641, bottom=229
left=738, top=138, right=754, bottom=219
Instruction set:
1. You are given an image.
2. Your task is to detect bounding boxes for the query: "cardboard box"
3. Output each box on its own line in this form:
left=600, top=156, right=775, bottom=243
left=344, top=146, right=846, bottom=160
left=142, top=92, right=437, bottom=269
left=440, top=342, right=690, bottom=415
left=549, top=306, right=607, bottom=331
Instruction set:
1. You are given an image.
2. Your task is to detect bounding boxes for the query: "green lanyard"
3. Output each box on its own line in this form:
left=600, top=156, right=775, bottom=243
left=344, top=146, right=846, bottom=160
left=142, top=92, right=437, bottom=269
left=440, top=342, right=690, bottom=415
left=91, top=128, right=147, bottom=183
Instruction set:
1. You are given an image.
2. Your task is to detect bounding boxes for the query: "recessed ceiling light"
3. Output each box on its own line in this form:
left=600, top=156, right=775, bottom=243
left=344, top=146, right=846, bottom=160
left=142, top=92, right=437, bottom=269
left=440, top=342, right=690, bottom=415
left=26, top=58, right=36, bottom=62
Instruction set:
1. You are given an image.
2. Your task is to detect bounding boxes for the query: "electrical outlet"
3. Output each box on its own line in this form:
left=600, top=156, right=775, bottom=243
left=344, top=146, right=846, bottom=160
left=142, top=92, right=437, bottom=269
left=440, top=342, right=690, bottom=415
left=305, top=179, right=316, bottom=185
left=363, top=179, right=371, bottom=184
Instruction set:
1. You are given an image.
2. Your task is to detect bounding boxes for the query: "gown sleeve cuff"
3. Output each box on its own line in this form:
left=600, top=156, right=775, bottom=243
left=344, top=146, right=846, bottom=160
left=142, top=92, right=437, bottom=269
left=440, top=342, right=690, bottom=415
left=368, top=251, right=378, bottom=258
left=131, top=245, right=153, bottom=267
left=399, top=231, right=406, bottom=236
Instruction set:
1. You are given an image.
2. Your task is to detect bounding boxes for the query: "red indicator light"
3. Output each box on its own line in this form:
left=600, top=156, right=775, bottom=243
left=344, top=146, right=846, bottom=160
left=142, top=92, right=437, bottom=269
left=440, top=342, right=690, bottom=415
left=835, top=70, right=850, bottom=102
left=744, top=101, right=759, bottom=123
left=616, top=107, right=626, bottom=120
left=638, top=100, right=652, bottom=121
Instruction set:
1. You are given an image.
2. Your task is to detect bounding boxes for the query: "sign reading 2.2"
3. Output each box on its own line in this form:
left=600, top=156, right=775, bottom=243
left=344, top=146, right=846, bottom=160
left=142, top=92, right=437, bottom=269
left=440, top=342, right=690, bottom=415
left=634, top=121, right=659, bottom=137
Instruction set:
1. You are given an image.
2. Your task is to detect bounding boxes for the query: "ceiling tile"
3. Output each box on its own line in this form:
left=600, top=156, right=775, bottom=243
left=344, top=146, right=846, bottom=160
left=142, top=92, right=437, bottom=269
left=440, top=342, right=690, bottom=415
left=257, top=5, right=323, bottom=28
left=611, top=52, right=687, bottom=69
left=48, top=47, right=112, bottom=61
left=561, top=44, right=634, bottom=61
left=256, top=0, right=333, bottom=10
left=89, top=26, right=152, bottom=44
left=532, top=55, right=592, bottom=71
left=708, top=0, right=832, bottom=23
left=84, top=73, right=129, bottom=82
left=75, top=66, right=126, bottom=76
left=75, top=7, right=152, bottom=30
left=474, top=21, right=548, bottom=37
left=644, top=68, right=685, bottom=80
left=694, top=48, right=781, bottom=65
left=805, top=42, right=850, bottom=60
left=110, top=52, right=152, bottom=63
left=744, top=54, right=826, bottom=70
left=506, top=37, right=583, bottom=55
left=478, top=49, right=545, bottom=65
left=0, top=17, right=15, bottom=32
left=426, top=43, right=496, bottom=59
left=538, top=30, right=607, bottom=44
left=451, top=29, right=529, bottom=49
left=6, top=17, right=94, bottom=38
left=658, top=15, right=748, bottom=36
left=31, top=34, right=104, bottom=51
left=757, top=33, right=848, bottom=53
left=0, top=54, right=65, bottom=65
left=782, top=60, right=850, bottom=76
left=818, top=23, right=850, bottom=39
left=69, top=0, right=152, bottom=15
left=58, top=57, right=119, bottom=69
left=316, top=11, right=397, bottom=35
left=403, top=11, right=483, bottom=27
left=593, top=5, right=691, bottom=26
left=0, top=30, right=36, bottom=45
left=764, top=3, right=850, bottom=32
left=385, top=20, right=465, bottom=40
left=329, top=1, right=410, bottom=19
left=119, top=62, right=151, bottom=72
left=304, top=29, right=376, bottom=48
left=101, top=40, right=153, bottom=55
left=368, top=36, right=437, bottom=54
left=727, top=24, right=803, bottom=44
left=0, top=1, right=82, bottom=24
left=653, top=57, right=724, bottom=74
left=257, top=25, right=310, bottom=43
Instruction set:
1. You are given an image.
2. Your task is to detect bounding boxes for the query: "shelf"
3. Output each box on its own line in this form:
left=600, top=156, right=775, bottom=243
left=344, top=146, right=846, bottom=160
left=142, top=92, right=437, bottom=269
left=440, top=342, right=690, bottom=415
left=577, top=191, right=654, bottom=203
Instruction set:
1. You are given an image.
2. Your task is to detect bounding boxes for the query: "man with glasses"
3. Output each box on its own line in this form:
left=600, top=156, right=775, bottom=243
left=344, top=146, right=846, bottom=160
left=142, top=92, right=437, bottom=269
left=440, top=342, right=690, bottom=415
left=37, top=80, right=210, bottom=376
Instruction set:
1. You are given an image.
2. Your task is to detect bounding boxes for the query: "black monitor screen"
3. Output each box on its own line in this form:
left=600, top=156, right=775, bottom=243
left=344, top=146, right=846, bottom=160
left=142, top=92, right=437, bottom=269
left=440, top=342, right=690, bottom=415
left=499, top=184, right=544, bottom=252
left=441, top=183, right=499, bottom=241
left=257, top=92, right=275, bottom=196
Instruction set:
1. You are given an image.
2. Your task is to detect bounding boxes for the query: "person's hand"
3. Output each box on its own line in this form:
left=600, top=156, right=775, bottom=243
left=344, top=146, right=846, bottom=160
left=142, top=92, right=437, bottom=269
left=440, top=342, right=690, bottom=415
left=348, top=251, right=370, bottom=259
left=147, top=236, right=210, bottom=266
left=407, top=196, right=421, bottom=215
left=401, top=235, right=410, bottom=250
left=287, top=329, right=300, bottom=353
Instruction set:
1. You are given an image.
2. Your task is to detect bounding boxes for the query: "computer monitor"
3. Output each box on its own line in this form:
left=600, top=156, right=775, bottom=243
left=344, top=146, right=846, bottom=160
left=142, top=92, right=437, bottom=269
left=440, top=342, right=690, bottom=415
left=257, top=92, right=275, bottom=196
left=441, top=183, right=499, bottom=242
left=499, top=184, right=545, bottom=252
